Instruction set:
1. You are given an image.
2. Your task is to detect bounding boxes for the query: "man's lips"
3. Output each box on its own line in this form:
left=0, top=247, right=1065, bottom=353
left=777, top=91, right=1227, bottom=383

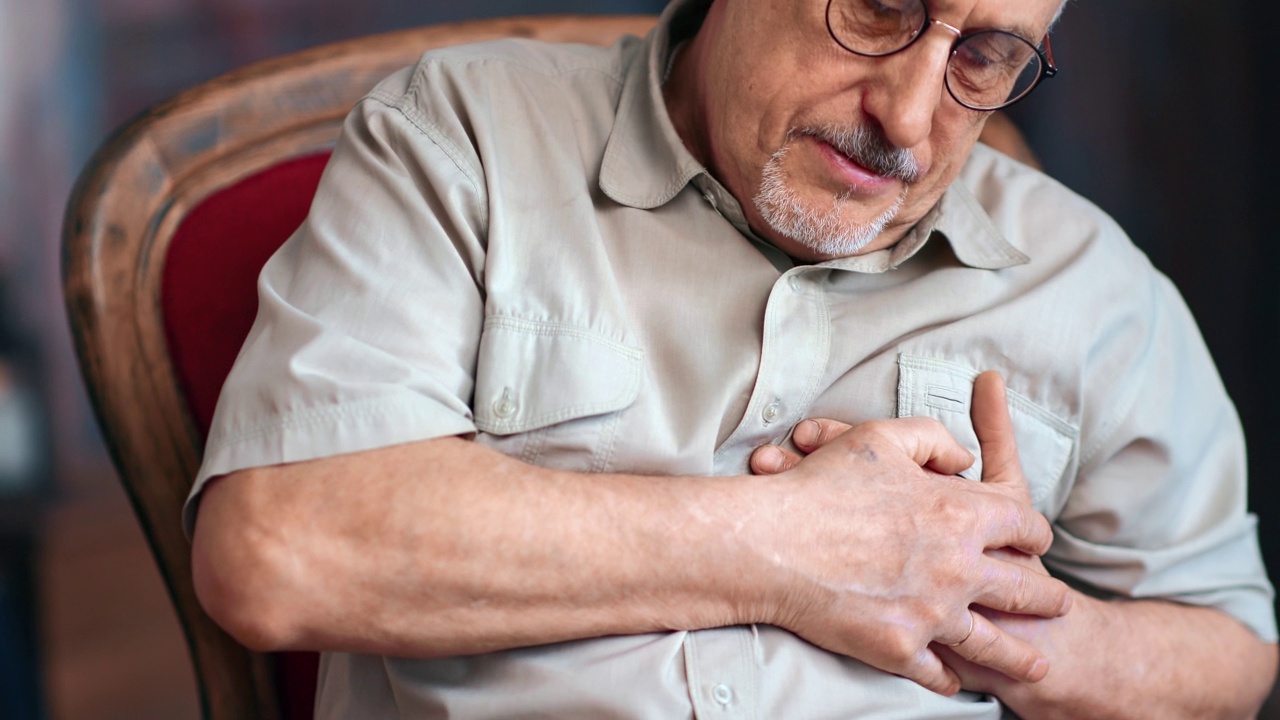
left=813, top=139, right=899, bottom=195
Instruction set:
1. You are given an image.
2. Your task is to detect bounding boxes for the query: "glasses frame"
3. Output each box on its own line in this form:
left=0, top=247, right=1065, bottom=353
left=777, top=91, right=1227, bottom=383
left=824, top=0, right=1058, bottom=111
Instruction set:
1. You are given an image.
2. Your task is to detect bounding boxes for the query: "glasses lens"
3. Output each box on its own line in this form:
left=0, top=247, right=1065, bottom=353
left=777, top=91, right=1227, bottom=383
left=827, top=0, right=927, bottom=56
left=947, top=31, right=1042, bottom=109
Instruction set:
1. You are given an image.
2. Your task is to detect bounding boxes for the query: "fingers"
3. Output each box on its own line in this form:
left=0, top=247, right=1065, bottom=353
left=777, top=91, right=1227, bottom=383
left=884, top=417, right=976, bottom=477
left=756, top=415, right=976, bottom=477
left=940, top=610, right=1050, bottom=684
left=749, top=444, right=803, bottom=475
left=791, top=418, right=852, bottom=452
left=750, top=419, right=852, bottom=475
left=971, top=371, right=1032, bottom=501
left=902, top=648, right=964, bottom=697
left=976, top=490, right=1055, bottom=556
left=972, top=556, right=1073, bottom=619
left=942, top=607, right=976, bottom=647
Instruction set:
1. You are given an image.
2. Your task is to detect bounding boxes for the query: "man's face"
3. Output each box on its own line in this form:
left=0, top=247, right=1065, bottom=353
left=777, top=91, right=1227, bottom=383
left=668, top=0, right=1061, bottom=261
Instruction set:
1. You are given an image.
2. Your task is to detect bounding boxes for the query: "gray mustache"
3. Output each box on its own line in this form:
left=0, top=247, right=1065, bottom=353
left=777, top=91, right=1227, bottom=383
left=800, top=125, right=922, bottom=184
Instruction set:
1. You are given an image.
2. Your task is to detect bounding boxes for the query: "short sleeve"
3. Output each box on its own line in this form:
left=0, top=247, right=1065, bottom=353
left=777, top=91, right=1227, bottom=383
left=184, top=67, right=489, bottom=535
left=1047, top=268, right=1277, bottom=641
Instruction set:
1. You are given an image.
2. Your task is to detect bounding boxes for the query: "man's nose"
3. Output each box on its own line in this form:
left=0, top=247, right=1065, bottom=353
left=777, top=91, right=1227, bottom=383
left=859, top=24, right=956, bottom=150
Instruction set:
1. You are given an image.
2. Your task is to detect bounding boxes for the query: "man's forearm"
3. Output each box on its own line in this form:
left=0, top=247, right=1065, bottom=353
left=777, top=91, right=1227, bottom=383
left=191, top=417, right=1070, bottom=694
left=948, top=591, right=1278, bottom=719
left=192, top=436, right=755, bottom=657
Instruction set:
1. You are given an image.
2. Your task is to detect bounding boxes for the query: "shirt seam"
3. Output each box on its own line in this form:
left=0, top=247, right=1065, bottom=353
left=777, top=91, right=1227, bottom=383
left=484, top=314, right=644, bottom=356
left=207, top=397, right=463, bottom=449
left=363, top=91, right=487, bottom=207
left=404, top=48, right=627, bottom=85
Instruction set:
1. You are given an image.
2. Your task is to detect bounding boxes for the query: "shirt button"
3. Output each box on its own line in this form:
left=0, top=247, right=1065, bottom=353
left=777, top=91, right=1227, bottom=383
left=788, top=275, right=802, bottom=293
left=493, top=389, right=518, bottom=419
left=762, top=401, right=781, bottom=424
left=712, top=683, right=733, bottom=705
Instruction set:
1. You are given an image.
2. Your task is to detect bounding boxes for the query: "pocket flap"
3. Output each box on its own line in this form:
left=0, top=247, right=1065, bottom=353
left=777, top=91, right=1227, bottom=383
left=474, top=316, right=645, bottom=435
left=896, top=354, right=1078, bottom=510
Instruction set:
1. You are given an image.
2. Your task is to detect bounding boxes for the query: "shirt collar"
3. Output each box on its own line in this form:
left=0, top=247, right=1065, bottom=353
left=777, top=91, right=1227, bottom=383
left=782, top=178, right=1030, bottom=274
left=600, top=0, right=711, bottom=210
left=931, top=178, right=1031, bottom=270
left=600, top=0, right=1030, bottom=272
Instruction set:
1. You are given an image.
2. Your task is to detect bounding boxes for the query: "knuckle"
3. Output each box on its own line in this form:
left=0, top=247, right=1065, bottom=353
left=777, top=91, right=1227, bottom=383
left=1017, top=504, right=1050, bottom=537
left=1003, top=498, right=1052, bottom=552
left=931, top=493, right=978, bottom=530
left=883, top=626, right=923, bottom=663
left=1007, top=572, right=1031, bottom=611
left=965, top=628, right=1002, bottom=664
left=1003, top=650, right=1039, bottom=681
left=916, top=601, right=948, bottom=634
left=895, top=655, right=931, bottom=688
left=1006, top=570, right=1048, bottom=614
left=913, top=661, right=950, bottom=695
left=859, top=418, right=892, bottom=439
left=1034, top=516, right=1055, bottom=551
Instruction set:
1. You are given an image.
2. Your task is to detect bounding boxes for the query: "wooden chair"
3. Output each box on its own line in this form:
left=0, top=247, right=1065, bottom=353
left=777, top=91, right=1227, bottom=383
left=61, top=13, right=1040, bottom=720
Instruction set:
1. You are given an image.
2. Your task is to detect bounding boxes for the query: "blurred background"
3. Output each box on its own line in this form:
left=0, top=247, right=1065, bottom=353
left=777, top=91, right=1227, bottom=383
left=1, top=0, right=1278, bottom=717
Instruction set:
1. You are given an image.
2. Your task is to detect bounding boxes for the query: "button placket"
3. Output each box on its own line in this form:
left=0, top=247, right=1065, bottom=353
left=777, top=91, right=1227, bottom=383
left=713, top=270, right=831, bottom=475
left=682, top=626, right=758, bottom=719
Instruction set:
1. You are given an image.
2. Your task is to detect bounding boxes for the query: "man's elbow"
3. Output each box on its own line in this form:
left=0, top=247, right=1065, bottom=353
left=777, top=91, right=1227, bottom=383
left=1245, top=640, right=1280, bottom=716
left=190, top=470, right=308, bottom=652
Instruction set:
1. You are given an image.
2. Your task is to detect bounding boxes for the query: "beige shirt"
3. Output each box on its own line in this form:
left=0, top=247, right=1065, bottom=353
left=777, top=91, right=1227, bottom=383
left=190, top=0, right=1276, bottom=716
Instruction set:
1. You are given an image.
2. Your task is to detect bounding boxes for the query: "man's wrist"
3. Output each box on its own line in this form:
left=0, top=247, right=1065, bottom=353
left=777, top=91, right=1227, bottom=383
left=693, top=473, right=801, bottom=630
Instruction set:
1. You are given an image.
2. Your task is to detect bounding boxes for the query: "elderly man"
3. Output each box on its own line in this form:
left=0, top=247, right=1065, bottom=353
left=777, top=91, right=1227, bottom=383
left=188, top=0, right=1278, bottom=716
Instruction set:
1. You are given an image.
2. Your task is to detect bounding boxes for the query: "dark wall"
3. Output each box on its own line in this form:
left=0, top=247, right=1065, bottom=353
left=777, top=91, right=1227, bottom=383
left=1011, top=0, right=1280, bottom=591
left=1247, top=0, right=1280, bottom=602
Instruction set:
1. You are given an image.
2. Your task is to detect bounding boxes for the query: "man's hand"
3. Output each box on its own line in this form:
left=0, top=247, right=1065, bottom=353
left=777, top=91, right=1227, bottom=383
left=742, top=371, right=1071, bottom=696
left=751, top=372, right=1278, bottom=717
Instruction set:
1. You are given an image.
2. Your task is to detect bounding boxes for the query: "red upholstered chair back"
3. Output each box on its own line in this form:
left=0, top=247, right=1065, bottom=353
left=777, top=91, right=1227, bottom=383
left=62, top=16, right=659, bottom=720
left=162, top=153, right=330, bottom=720
left=62, top=13, right=1038, bottom=719
left=163, top=153, right=329, bottom=440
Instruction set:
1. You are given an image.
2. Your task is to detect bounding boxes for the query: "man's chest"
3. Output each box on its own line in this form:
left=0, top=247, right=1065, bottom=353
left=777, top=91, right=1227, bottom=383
left=471, top=194, right=1081, bottom=518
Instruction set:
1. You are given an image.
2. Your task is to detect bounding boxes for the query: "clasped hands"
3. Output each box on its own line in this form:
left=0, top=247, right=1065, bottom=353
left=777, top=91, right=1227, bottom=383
left=743, top=371, right=1071, bottom=696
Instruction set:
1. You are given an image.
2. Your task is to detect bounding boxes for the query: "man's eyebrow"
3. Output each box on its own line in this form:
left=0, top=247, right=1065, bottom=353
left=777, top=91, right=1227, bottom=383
left=929, top=0, right=1046, bottom=42
left=967, top=19, right=1045, bottom=43
left=1008, top=22, right=1046, bottom=43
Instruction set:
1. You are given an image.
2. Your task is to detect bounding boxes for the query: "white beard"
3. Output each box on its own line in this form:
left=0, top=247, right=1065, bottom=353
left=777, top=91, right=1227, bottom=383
left=753, top=140, right=908, bottom=258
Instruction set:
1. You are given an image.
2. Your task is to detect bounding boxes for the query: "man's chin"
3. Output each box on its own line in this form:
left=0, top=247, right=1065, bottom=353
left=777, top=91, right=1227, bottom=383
left=753, top=139, right=915, bottom=258
left=754, top=188, right=906, bottom=260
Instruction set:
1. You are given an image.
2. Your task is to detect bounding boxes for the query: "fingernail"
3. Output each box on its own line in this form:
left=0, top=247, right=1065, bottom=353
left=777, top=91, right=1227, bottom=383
left=793, top=420, right=820, bottom=447
left=755, top=446, right=784, bottom=473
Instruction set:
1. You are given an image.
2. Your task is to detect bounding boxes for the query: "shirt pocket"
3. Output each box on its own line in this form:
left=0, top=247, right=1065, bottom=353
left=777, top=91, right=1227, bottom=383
left=472, top=316, right=645, bottom=473
left=896, top=353, right=1078, bottom=515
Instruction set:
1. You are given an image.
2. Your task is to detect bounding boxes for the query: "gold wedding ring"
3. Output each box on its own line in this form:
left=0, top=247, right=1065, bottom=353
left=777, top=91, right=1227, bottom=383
left=945, top=610, right=976, bottom=647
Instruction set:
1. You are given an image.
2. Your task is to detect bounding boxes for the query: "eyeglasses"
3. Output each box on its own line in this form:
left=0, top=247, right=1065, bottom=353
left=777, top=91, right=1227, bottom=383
left=825, top=0, right=1057, bottom=111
